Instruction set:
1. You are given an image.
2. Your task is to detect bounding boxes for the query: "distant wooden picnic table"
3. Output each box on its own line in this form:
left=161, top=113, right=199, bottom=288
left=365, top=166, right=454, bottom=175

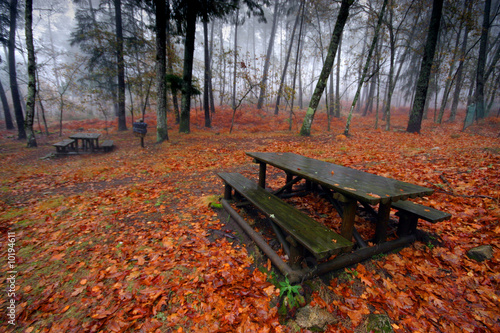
left=218, top=152, right=450, bottom=282
left=69, top=133, right=101, bottom=152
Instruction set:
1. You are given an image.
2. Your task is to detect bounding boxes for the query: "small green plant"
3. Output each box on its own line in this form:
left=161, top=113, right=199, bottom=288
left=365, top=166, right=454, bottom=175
left=277, top=276, right=306, bottom=317
left=426, top=242, right=435, bottom=250
left=155, top=312, right=168, bottom=321
left=345, top=268, right=358, bottom=281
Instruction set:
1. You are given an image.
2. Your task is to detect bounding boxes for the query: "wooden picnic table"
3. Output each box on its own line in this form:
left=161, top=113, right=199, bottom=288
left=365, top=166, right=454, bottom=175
left=69, top=133, right=101, bottom=152
left=246, top=152, right=434, bottom=244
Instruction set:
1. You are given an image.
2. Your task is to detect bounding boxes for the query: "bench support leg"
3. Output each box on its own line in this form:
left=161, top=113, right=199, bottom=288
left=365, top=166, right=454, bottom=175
left=340, top=199, right=357, bottom=242
left=258, top=162, right=266, bottom=188
left=224, top=183, right=233, bottom=200
left=375, top=202, right=391, bottom=243
left=397, top=213, right=418, bottom=237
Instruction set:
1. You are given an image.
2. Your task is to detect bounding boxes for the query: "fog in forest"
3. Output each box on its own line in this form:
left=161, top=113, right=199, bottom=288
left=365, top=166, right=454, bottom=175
left=1, top=0, right=499, bottom=137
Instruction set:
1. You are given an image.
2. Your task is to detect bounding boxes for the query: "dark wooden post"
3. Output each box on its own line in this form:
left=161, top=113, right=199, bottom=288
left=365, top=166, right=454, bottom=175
left=258, top=162, right=266, bottom=188
left=340, top=198, right=357, bottom=242
left=375, top=202, right=391, bottom=243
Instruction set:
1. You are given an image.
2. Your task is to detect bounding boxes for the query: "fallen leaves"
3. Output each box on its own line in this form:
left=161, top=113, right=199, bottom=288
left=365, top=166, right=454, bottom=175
left=0, top=110, right=498, bottom=332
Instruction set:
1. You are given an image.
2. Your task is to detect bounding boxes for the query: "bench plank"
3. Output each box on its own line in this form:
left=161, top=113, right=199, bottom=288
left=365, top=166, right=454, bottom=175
left=101, top=140, right=114, bottom=152
left=53, top=139, right=76, bottom=154
left=218, top=172, right=352, bottom=260
left=53, top=139, right=75, bottom=147
left=391, top=200, right=451, bottom=222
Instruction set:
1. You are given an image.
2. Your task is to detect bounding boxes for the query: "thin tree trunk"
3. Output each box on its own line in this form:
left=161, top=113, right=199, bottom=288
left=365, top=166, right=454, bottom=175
left=344, top=0, right=388, bottom=136
left=473, top=0, right=491, bottom=120
left=115, top=0, right=127, bottom=131
left=155, top=0, right=168, bottom=142
left=179, top=5, right=197, bottom=133
left=300, top=0, right=353, bottom=136
left=8, top=0, right=26, bottom=139
left=232, top=8, right=239, bottom=110
left=407, top=0, right=444, bottom=133
left=275, top=1, right=303, bottom=115
left=449, top=3, right=470, bottom=122
left=25, top=0, right=37, bottom=147
left=209, top=20, right=216, bottom=114
left=257, top=0, right=279, bottom=109
left=203, top=8, right=211, bottom=128
left=0, top=78, right=14, bottom=130
left=289, top=1, right=305, bottom=131
left=335, top=36, right=342, bottom=118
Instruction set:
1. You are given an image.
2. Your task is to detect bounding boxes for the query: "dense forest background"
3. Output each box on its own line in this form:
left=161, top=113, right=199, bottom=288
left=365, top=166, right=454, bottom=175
left=0, top=0, right=499, bottom=144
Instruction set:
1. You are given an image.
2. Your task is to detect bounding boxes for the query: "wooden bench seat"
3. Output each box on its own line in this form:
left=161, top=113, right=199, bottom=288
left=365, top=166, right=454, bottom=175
left=391, top=200, right=451, bottom=236
left=101, top=140, right=114, bottom=152
left=218, top=172, right=353, bottom=260
left=53, top=139, right=76, bottom=154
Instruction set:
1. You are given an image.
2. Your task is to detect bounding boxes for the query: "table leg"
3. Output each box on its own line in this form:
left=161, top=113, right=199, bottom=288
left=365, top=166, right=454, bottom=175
left=375, top=202, right=391, bottom=243
left=258, top=162, right=266, bottom=188
left=340, top=198, right=357, bottom=242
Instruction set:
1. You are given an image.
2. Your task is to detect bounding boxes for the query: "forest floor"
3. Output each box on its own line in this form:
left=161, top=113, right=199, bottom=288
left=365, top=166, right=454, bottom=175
left=0, top=107, right=499, bottom=332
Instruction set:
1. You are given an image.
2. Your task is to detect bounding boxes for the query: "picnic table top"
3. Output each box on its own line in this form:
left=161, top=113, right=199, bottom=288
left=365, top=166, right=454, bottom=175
left=69, top=133, right=101, bottom=140
left=246, top=152, right=434, bottom=205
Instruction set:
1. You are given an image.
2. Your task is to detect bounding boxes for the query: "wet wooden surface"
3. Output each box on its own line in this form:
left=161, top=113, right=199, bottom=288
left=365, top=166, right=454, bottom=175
left=247, top=152, right=434, bottom=204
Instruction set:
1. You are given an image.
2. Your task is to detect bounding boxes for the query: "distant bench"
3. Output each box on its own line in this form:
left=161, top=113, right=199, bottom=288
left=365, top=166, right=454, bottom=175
left=53, top=139, right=76, bottom=154
left=100, top=140, right=114, bottom=152
left=391, top=200, right=451, bottom=236
left=218, top=172, right=353, bottom=263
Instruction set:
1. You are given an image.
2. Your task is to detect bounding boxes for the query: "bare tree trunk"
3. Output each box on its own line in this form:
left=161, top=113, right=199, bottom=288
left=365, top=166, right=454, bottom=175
left=8, top=0, right=26, bottom=139
left=155, top=0, right=169, bottom=142
left=289, top=1, right=305, bottom=131
left=407, top=0, right=444, bottom=133
left=275, top=1, right=303, bottom=115
left=257, top=0, right=279, bottom=109
left=300, top=0, right=353, bottom=136
left=473, top=0, right=491, bottom=120
left=203, top=7, right=212, bottom=128
left=344, top=0, right=388, bottom=136
left=231, top=8, right=239, bottom=110
left=449, top=0, right=470, bottom=122
left=0, top=78, right=14, bottom=130
left=335, top=36, right=342, bottom=118
left=24, top=0, right=36, bottom=147
left=114, top=0, right=127, bottom=131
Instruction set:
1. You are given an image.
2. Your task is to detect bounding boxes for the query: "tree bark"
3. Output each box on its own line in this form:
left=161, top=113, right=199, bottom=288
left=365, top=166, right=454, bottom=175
left=203, top=8, right=211, bottom=128
left=275, top=1, right=303, bottom=115
left=231, top=8, right=239, bottom=110
left=115, top=0, right=127, bottom=131
left=300, top=0, right=353, bottom=136
left=24, top=0, right=36, bottom=147
left=0, top=78, right=14, bottom=130
left=8, top=0, right=26, bottom=140
left=473, top=0, right=491, bottom=120
left=344, top=0, right=387, bottom=136
left=156, top=0, right=169, bottom=142
left=257, top=0, right=279, bottom=109
left=179, top=5, right=197, bottom=133
left=406, top=0, right=444, bottom=134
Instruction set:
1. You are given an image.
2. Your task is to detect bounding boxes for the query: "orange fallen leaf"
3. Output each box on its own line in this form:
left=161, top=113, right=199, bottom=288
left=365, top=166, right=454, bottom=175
left=79, top=279, right=87, bottom=285
left=61, top=305, right=70, bottom=313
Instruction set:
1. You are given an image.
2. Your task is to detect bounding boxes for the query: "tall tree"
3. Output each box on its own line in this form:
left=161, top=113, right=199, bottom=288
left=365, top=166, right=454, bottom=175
left=203, top=2, right=212, bottom=128
left=0, top=74, right=14, bottom=130
left=406, top=0, right=444, bottom=133
left=256, top=0, right=279, bottom=109
left=343, top=0, right=387, bottom=136
left=173, top=0, right=266, bottom=133
left=24, top=0, right=36, bottom=147
left=8, top=0, right=25, bottom=139
left=155, top=0, right=169, bottom=142
left=300, top=0, right=354, bottom=136
left=114, top=0, right=127, bottom=130
left=274, top=1, right=302, bottom=115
